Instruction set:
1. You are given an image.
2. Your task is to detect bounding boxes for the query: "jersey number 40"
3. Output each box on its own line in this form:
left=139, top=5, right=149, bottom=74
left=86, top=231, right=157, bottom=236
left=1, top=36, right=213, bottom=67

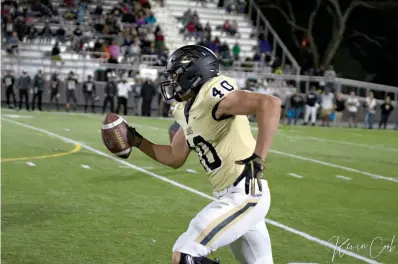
left=212, top=80, right=234, bottom=99
left=187, top=135, right=222, bottom=172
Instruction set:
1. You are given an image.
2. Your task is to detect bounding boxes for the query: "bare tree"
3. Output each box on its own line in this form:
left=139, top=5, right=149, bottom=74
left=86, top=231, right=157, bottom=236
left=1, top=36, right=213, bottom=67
left=260, top=0, right=397, bottom=68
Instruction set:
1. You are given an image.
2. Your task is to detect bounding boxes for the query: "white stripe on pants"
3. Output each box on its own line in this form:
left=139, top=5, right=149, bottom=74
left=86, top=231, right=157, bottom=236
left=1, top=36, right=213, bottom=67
left=304, top=105, right=317, bottom=123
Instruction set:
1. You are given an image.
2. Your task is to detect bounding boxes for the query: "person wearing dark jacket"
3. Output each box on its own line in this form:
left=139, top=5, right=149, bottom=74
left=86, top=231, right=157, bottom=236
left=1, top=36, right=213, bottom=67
left=288, top=89, right=304, bottom=125
left=83, top=75, right=97, bottom=113
left=49, top=72, right=61, bottom=111
left=17, top=71, right=32, bottom=110
left=32, top=70, right=45, bottom=111
left=379, top=96, right=394, bottom=129
left=140, top=79, right=156, bottom=117
left=102, top=76, right=117, bottom=113
left=303, top=87, right=318, bottom=126
left=334, top=92, right=345, bottom=127
left=2, top=70, right=17, bottom=108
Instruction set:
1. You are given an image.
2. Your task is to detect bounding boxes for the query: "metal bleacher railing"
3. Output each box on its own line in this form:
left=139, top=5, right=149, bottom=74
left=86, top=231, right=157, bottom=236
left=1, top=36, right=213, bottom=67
left=2, top=54, right=397, bottom=103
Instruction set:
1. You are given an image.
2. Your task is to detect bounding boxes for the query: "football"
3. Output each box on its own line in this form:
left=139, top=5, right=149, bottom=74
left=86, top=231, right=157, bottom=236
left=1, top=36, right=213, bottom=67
left=101, top=113, right=132, bottom=159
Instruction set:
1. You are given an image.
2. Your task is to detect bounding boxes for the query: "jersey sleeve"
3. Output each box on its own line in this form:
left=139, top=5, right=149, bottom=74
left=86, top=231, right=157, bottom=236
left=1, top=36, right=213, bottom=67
left=205, top=77, right=239, bottom=121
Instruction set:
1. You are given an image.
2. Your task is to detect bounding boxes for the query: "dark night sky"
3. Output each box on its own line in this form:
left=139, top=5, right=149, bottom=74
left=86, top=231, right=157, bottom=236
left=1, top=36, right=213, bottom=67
left=255, top=0, right=398, bottom=86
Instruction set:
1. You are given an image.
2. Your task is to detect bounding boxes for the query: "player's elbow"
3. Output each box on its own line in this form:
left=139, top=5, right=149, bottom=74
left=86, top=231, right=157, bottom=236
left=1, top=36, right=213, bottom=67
left=261, top=94, right=281, bottom=109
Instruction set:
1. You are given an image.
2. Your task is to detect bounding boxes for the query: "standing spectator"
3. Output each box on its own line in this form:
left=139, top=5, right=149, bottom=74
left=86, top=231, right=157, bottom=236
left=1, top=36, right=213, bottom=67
left=288, top=89, right=304, bottom=125
left=324, top=65, right=336, bottom=91
left=304, top=87, right=318, bottom=126
left=49, top=72, right=60, bottom=111
left=65, top=71, right=78, bottom=112
left=83, top=75, right=97, bottom=113
left=379, top=96, right=394, bottom=129
left=334, top=92, right=345, bottom=127
left=109, top=40, right=121, bottom=61
left=364, top=92, right=377, bottom=129
left=320, top=89, right=334, bottom=127
left=2, top=70, right=17, bottom=108
left=132, top=78, right=142, bottom=115
left=141, top=79, right=156, bottom=116
left=232, top=42, right=240, bottom=61
left=102, top=76, right=117, bottom=114
left=17, top=71, right=32, bottom=111
left=346, top=91, right=360, bottom=128
left=116, top=78, right=131, bottom=116
left=195, top=22, right=204, bottom=40
left=32, top=70, right=45, bottom=111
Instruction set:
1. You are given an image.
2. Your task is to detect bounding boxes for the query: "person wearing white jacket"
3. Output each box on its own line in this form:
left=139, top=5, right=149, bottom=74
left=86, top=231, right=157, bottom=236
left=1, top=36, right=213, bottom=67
left=116, top=78, right=131, bottom=116
left=346, top=91, right=360, bottom=128
left=364, top=92, right=377, bottom=129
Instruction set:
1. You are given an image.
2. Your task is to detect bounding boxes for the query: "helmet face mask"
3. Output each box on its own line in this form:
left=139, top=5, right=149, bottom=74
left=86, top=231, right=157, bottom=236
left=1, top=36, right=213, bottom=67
left=160, top=45, right=219, bottom=102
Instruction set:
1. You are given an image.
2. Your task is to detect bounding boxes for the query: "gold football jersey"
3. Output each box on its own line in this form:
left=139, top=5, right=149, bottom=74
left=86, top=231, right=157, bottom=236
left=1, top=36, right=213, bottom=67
left=173, top=75, right=256, bottom=192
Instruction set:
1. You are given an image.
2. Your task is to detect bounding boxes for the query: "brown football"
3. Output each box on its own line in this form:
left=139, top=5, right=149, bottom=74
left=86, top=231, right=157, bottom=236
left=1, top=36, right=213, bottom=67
left=101, top=113, right=132, bottom=159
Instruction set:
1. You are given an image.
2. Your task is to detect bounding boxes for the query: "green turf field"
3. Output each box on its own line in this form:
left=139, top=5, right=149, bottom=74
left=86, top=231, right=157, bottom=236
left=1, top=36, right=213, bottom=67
left=1, top=109, right=398, bottom=264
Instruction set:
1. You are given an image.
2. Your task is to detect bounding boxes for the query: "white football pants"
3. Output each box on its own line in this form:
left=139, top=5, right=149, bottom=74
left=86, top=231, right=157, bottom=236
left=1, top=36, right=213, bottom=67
left=172, top=179, right=273, bottom=264
left=304, top=105, right=317, bottom=124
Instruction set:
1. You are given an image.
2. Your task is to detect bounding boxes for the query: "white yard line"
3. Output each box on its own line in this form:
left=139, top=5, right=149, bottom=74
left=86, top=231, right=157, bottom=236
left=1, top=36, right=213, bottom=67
left=2, top=117, right=381, bottom=264
left=336, top=175, right=351, bottom=180
left=26, top=162, right=36, bottom=167
left=186, top=169, right=198, bottom=173
left=81, top=164, right=91, bottom=169
left=250, top=127, right=398, bottom=153
left=288, top=173, right=303, bottom=179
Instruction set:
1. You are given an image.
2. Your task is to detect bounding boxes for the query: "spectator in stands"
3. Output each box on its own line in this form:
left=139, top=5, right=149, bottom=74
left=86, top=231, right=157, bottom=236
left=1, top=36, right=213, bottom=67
left=39, top=22, right=52, bottom=44
left=51, top=41, right=61, bottom=61
left=222, top=20, right=232, bottom=35
left=304, top=87, right=318, bottom=126
left=109, top=40, right=121, bottom=61
left=334, top=92, right=345, bottom=127
left=4, top=16, right=14, bottom=39
left=219, top=41, right=230, bottom=58
left=116, top=77, right=131, bottom=116
left=55, top=26, right=66, bottom=43
left=324, top=65, right=337, bottom=91
left=346, top=91, right=360, bottom=128
left=14, top=16, right=25, bottom=42
left=364, top=91, right=377, bottom=129
left=83, top=75, right=97, bottom=113
left=155, top=29, right=165, bottom=50
left=73, top=24, right=83, bottom=38
left=141, top=78, right=156, bottom=116
left=232, top=42, right=240, bottom=61
left=181, top=9, right=193, bottom=26
left=204, top=22, right=212, bottom=41
left=6, top=31, right=20, bottom=55
left=379, top=96, right=394, bottom=129
left=17, top=71, right=32, bottom=111
left=288, top=89, right=304, bottom=125
left=259, top=38, right=272, bottom=54
left=145, top=12, right=157, bottom=25
left=49, top=72, right=60, bottom=111
left=93, top=3, right=103, bottom=17
left=136, top=13, right=146, bottom=26
left=2, top=70, right=17, bottom=109
left=195, top=22, right=204, bottom=40
left=103, top=76, right=117, bottom=114
left=32, top=70, right=45, bottom=111
left=65, top=71, right=78, bottom=112
left=230, top=20, right=238, bottom=36
left=185, top=21, right=196, bottom=40
left=25, top=24, right=37, bottom=43
left=320, top=89, right=334, bottom=127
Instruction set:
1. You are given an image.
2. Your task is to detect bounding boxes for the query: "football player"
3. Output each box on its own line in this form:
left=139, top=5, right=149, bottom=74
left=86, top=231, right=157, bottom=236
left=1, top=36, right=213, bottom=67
left=126, top=45, right=280, bottom=264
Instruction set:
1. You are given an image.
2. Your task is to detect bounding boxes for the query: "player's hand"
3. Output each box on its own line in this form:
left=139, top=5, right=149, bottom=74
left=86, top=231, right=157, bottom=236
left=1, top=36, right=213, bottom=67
left=127, top=126, right=143, bottom=148
left=233, top=153, right=265, bottom=195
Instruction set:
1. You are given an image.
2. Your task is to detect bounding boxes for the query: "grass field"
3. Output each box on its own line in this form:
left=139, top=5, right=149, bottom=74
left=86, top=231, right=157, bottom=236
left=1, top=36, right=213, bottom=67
left=2, top=108, right=398, bottom=264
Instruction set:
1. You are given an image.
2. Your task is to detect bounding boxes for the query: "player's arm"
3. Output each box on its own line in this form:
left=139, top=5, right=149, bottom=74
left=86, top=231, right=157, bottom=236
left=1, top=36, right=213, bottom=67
left=215, top=90, right=281, bottom=160
left=128, top=127, right=190, bottom=169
